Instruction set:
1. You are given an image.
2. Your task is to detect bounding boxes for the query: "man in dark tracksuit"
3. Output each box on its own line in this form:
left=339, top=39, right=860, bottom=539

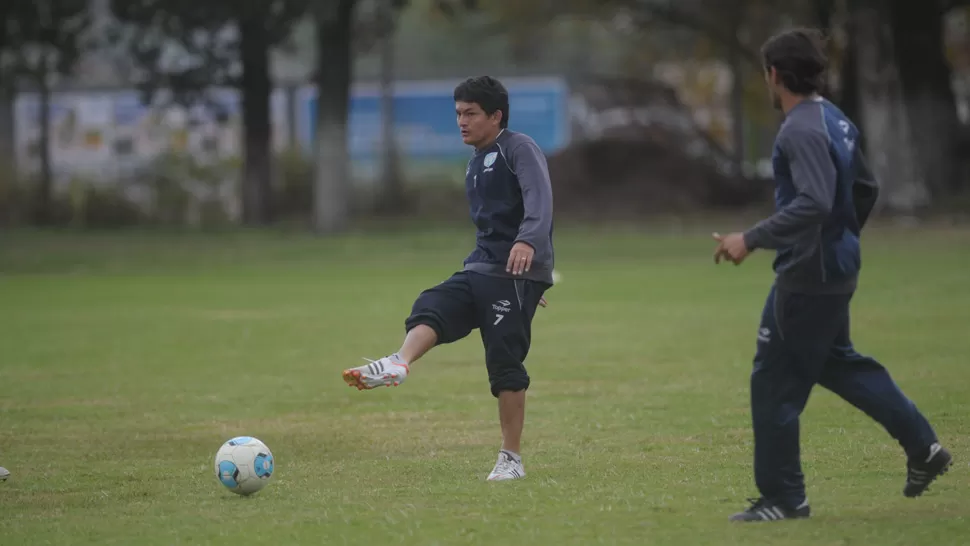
left=342, top=76, right=554, bottom=482
left=714, top=28, right=951, bottom=522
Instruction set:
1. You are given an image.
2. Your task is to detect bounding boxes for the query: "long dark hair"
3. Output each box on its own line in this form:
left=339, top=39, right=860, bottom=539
left=761, top=28, right=828, bottom=95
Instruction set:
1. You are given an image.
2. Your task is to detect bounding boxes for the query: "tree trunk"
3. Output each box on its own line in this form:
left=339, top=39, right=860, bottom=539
left=0, top=4, right=9, bottom=178
left=376, top=0, right=404, bottom=213
left=239, top=13, right=274, bottom=225
left=815, top=0, right=842, bottom=105
left=851, top=3, right=929, bottom=215
left=815, top=0, right=836, bottom=29
left=728, top=0, right=745, bottom=175
left=838, top=23, right=863, bottom=140
left=312, top=0, right=356, bottom=234
left=0, top=90, right=16, bottom=182
left=35, top=68, right=53, bottom=225
left=0, top=5, right=12, bottom=224
left=890, top=0, right=962, bottom=198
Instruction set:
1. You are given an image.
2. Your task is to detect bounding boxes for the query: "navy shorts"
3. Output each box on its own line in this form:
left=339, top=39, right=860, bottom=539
left=405, top=270, right=550, bottom=397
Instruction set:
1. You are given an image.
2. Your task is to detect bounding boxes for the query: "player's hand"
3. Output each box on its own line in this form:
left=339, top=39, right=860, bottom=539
left=713, top=232, right=750, bottom=265
left=507, top=242, right=535, bottom=276
left=538, top=296, right=548, bottom=308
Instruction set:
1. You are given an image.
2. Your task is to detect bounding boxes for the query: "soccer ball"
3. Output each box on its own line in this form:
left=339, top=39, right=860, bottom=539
left=214, top=436, right=274, bottom=496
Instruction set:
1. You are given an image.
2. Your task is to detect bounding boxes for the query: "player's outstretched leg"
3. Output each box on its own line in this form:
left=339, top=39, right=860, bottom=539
left=342, top=353, right=411, bottom=390
left=343, top=273, right=476, bottom=391
left=342, top=324, right=440, bottom=390
left=818, top=340, right=951, bottom=498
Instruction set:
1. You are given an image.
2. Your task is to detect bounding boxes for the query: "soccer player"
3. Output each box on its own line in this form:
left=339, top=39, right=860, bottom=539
left=713, top=28, right=951, bottom=522
left=342, top=76, right=554, bottom=482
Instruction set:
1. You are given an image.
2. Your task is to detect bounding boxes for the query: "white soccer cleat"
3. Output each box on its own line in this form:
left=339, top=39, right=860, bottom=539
left=342, top=355, right=410, bottom=391
left=487, top=451, right=525, bottom=481
left=0, top=467, right=9, bottom=481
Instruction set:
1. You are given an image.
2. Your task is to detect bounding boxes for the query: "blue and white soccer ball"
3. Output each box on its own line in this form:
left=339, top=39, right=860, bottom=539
left=214, top=436, right=274, bottom=496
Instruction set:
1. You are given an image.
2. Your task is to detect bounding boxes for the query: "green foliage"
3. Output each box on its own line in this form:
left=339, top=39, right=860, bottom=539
left=132, top=152, right=236, bottom=227
left=0, top=168, right=31, bottom=226
left=353, top=0, right=414, bottom=54
left=273, top=148, right=469, bottom=224
left=0, top=0, right=90, bottom=83
left=429, top=0, right=817, bottom=71
left=0, top=149, right=473, bottom=229
left=109, top=0, right=312, bottom=105
left=68, top=182, right=146, bottom=228
left=110, top=0, right=320, bottom=226
left=275, top=148, right=314, bottom=220
left=0, top=153, right=243, bottom=229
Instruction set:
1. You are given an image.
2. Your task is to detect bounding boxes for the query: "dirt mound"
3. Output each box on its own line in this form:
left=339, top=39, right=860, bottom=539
left=548, top=137, right=769, bottom=219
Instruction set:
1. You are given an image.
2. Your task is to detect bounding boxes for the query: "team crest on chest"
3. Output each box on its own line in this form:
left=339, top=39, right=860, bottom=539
left=483, top=151, right=498, bottom=169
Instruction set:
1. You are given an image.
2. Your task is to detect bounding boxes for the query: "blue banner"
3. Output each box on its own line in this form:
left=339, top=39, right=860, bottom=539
left=298, top=77, right=570, bottom=163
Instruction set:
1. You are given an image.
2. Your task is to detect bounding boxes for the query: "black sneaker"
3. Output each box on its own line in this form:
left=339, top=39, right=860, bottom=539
left=729, top=497, right=810, bottom=522
left=904, top=443, right=952, bottom=498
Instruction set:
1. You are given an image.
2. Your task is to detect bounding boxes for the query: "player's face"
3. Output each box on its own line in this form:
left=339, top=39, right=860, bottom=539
left=456, top=101, right=501, bottom=148
left=765, top=67, right=782, bottom=110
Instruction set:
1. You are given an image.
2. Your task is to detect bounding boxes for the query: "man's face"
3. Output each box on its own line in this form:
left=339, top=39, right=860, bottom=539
left=456, top=101, right=500, bottom=148
left=765, top=67, right=782, bottom=110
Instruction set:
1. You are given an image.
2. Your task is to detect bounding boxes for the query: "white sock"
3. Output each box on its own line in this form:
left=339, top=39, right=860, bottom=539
left=500, top=449, right=521, bottom=463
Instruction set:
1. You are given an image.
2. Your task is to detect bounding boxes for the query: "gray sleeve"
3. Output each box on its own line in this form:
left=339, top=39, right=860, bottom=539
left=743, top=127, right=837, bottom=251
left=508, top=139, right=554, bottom=250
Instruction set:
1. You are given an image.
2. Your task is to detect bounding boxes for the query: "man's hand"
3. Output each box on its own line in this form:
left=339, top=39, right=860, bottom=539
left=713, top=232, right=751, bottom=265
left=507, top=241, right=535, bottom=276
left=538, top=296, right=548, bottom=308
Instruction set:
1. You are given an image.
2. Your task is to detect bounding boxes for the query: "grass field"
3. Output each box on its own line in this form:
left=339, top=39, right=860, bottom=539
left=1, top=221, right=969, bottom=545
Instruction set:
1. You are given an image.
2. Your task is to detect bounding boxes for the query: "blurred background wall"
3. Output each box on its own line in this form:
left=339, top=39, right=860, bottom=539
left=0, top=0, right=967, bottom=230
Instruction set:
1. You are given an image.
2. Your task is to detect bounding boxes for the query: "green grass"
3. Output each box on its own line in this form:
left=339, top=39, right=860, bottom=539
left=1, top=222, right=969, bottom=545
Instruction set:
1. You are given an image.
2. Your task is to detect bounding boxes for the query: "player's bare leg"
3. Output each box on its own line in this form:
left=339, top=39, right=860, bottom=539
left=397, top=324, right=437, bottom=364
left=488, top=390, right=527, bottom=481
left=499, top=390, right=525, bottom=454
left=342, top=325, right=438, bottom=390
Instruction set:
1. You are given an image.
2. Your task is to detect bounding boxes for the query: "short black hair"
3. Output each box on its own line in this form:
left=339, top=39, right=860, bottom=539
left=453, top=76, right=510, bottom=129
left=761, top=28, right=828, bottom=95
